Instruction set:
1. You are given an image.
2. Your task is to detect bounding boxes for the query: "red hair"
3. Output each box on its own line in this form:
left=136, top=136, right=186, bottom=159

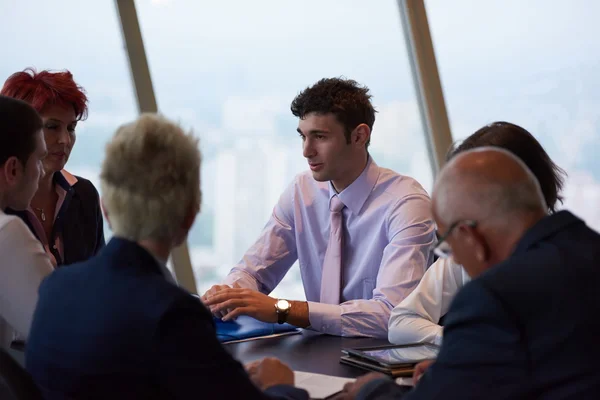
left=0, top=68, right=88, bottom=121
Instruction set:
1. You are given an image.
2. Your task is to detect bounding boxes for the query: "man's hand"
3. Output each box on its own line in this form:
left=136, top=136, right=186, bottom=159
left=245, top=357, right=294, bottom=390
left=201, top=284, right=234, bottom=318
left=201, top=284, right=231, bottom=300
left=331, top=372, right=389, bottom=400
left=203, top=287, right=277, bottom=322
left=413, top=359, right=435, bottom=385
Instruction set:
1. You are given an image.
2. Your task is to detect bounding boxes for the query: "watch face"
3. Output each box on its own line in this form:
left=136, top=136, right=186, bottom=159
left=276, top=299, right=290, bottom=310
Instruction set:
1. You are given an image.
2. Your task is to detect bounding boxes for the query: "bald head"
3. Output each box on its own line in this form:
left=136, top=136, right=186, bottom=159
left=433, top=147, right=547, bottom=227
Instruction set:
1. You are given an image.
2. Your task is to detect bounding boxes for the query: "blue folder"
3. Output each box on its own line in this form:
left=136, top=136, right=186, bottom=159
left=214, top=315, right=300, bottom=343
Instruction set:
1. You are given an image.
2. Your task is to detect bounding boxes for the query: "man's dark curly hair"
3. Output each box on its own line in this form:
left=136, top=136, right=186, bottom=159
left=290, top=77, right=376, bottom=147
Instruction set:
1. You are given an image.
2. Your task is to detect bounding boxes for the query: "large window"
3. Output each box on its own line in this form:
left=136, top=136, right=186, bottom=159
left=426, top=0, right=600, bottom=232
left=0, top=1, right=138, bottom=238
left=135, top=0, right=433, bottom=297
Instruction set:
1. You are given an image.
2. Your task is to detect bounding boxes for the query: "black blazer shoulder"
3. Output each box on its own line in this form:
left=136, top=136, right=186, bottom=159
left=62, top=175, right=105, bottom=264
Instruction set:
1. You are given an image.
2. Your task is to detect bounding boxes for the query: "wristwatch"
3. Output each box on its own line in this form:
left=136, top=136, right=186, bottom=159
left=274, top=299, right=291, bottom=324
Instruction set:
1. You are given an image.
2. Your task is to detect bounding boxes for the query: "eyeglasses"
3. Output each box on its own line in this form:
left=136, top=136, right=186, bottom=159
left=433, top=220, right=477, bottom=258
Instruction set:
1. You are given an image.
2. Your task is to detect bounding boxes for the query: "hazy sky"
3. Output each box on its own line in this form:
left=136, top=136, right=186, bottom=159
left=0, top=0, right=598, bottom=232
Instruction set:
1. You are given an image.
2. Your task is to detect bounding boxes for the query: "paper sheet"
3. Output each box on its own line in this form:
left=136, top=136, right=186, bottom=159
left=293, top=371, right=355, bottom=399
left=395, top=377, right=414, bottom=387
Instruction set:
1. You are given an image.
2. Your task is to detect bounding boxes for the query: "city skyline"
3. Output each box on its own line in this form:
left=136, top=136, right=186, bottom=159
left=2, top=0, right=599, bottom=297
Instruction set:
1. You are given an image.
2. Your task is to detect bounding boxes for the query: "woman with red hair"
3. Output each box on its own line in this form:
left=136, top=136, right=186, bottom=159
left=1, top=68, right=104, bottom=267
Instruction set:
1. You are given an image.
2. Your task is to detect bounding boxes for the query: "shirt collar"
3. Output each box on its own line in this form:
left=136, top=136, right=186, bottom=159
left=54, top=170, right=78, bottom=190
left=328, top=155, right=379, bottom=215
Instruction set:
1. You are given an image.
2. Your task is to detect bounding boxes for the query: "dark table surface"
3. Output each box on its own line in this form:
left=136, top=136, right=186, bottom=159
left=10, top=330, right=390, bottom=378
left=225, top=329, right=390, bottom=378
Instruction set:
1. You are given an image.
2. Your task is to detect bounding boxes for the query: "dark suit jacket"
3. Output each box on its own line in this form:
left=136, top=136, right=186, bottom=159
left=7, top=171, right=105, bottom=266
left=359, top=211, right=600, bottom=400
left=25, top=238, right=307, bottom=400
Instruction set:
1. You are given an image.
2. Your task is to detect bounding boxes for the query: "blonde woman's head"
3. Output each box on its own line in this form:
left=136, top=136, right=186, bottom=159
left=101, top=113, right=201, bottom=244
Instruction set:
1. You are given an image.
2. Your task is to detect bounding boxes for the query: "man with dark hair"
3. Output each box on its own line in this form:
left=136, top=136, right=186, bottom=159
left=290, top=77, right=376, bottom=147
left=203, top=78, right=435, bottom=338
left=0, top=95, right=53, bottom=347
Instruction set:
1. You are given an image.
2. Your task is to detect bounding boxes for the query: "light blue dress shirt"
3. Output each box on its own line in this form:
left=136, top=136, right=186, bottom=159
left=223, top=157, right=436, bottom=338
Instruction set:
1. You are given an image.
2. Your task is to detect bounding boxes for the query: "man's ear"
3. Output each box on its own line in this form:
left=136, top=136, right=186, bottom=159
left=183, top=202, right=199, bottom=233
left=100, top=197, right=112, bottom=229
left=352, top=123, right=371, bottom=148
left=2, top=156, right=22, bottom=186
left=462, top=225, right=490, bottom=263
left=173, top=203, right=199, bottom=246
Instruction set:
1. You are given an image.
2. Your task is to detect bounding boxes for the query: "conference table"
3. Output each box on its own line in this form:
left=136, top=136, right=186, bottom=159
left=9, top=330, right=396, bottom=378
left=225, top=329, right=390, bottom=378
left=12, top=330, right=393, bottom=378
left=12, top=330, right=397, bottom=379
left=11, top=330, right=389, bottom=378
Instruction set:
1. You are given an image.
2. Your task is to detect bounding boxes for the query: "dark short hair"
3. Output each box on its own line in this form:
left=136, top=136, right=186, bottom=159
left=0, top=95, right=43, bottom=166
left=290, top=77, right=376, bottom=147
left=448, top=121, right=566, bottom=213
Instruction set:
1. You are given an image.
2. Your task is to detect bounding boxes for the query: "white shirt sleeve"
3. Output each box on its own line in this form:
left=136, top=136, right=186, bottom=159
left=0, top=215, right=53, bottom=337
left=388, top=257, right=470, bottom=346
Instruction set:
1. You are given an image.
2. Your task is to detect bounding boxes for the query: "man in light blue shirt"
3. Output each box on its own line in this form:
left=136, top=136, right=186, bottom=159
left=203, top=78, right=435, bottom=338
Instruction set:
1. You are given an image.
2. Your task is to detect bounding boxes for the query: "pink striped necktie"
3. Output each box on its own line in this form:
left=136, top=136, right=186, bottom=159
left=320, top=195, right=346, bottom=304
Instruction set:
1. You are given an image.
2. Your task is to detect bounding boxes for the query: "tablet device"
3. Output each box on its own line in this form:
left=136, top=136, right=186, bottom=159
left=339, top=355, right=415, bottom=378
left=342, top=343, right=439, bottom=368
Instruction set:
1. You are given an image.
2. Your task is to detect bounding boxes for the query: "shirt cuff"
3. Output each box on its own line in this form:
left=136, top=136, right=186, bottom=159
left=307, top=301, right=342, bottom=335
left=222, top=270, right=261, bottom=292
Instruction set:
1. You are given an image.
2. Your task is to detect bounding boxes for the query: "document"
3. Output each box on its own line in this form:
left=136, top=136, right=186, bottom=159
left=293, top=371, right=355, bottom=399
left=395, top=377, right=414, bottom=386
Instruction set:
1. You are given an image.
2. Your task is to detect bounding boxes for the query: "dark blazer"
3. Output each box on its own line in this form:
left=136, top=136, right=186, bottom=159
left=25, top=238, right=307, bottom=400
left=7, top=171, right=105, bottom=266
left=358, top=211, right=600, bottom=400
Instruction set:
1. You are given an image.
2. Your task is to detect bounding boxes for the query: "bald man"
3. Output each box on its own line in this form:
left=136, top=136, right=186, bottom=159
left=341, top=148, right=600, bottom=399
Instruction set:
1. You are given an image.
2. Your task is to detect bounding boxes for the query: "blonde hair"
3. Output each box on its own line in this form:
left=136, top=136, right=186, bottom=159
left=100, top=113, right=201, bottom=241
